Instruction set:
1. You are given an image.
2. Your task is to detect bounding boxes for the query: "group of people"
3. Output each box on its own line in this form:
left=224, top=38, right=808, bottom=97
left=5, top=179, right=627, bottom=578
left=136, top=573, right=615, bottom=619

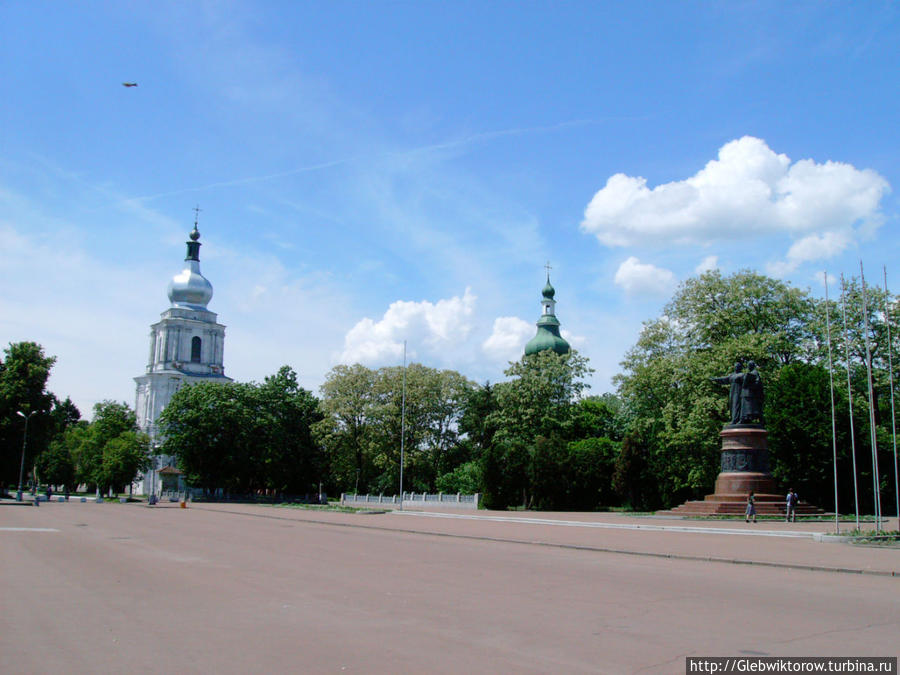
left=744, top=488, right=799, bottom=523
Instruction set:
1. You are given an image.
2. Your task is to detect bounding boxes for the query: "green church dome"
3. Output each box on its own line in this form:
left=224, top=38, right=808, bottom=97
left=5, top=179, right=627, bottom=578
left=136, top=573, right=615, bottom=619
left=525, top=325, right=570, bottom=356
left=524, top=271, right=570, bottom=356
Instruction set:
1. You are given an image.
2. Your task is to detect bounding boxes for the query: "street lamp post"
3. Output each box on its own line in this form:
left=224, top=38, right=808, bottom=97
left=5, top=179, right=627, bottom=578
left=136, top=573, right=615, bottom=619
left=16, top=410, right=37, bottom=502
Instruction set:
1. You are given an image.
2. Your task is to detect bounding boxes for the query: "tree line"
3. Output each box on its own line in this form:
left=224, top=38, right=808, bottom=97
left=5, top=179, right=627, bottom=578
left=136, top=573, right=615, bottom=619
left=0, top=342, right=148, bottom=495
left=2, top=269, right=898, bottom=512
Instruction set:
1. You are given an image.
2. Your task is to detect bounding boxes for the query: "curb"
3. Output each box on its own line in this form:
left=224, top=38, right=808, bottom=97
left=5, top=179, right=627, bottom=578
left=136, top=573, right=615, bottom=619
left=814, top=533, right=853, bottom=543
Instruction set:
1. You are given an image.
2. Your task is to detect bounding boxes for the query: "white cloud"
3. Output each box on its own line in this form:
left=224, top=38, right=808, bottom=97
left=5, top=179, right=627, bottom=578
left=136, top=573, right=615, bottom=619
left=786, top=231, right=851, bottom=263
left=695, top=255, right=719, bottom=274
left=581, top=136, right=889, bottom=267
left=482, top=316, right=533, bottom=363
left=339, top=288, right=477, bottom=366
left=767, top=231, right=854, bottom=277
left=561, top=329, right=587, bottom=349
left=764, top=260, right=796, bottom=278
left=614, top=257, right=676, bottom=296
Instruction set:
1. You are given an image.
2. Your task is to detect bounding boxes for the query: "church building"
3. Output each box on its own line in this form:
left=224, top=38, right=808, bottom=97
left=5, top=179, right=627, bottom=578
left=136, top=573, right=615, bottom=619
left=132, top=216, right=232, bottom=495
left=524, top=270, right=571, bottom=356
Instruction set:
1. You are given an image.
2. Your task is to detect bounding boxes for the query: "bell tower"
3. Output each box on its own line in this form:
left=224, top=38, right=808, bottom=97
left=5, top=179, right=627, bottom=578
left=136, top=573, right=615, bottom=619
left=133, top=211, right=232, bottom=494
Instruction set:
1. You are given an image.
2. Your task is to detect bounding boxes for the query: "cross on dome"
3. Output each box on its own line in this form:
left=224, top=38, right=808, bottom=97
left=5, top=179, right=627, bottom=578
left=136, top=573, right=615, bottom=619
left=190, top=205, right=202, bottom=241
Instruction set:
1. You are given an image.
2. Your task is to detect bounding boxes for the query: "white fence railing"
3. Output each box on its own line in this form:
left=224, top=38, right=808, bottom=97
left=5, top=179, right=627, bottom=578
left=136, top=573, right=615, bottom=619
left=341, top=492, right=480, bottom=510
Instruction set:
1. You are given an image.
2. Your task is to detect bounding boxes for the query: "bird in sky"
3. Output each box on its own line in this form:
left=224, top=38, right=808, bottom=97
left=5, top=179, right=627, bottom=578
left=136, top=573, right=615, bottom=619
left=122, top=82, right=138, bottom=87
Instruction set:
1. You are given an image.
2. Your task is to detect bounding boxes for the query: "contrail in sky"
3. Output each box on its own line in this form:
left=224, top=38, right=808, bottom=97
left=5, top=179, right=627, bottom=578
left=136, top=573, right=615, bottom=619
left=127, top=116, right=646, bottom=203
left=394, top=118, right=614, bottom=157
left=127, top=158, right=353, bottom=203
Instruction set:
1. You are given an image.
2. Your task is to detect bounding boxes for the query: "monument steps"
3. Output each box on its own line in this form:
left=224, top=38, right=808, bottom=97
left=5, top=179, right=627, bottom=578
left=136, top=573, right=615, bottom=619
left=657, top=502, right=825, bottom=517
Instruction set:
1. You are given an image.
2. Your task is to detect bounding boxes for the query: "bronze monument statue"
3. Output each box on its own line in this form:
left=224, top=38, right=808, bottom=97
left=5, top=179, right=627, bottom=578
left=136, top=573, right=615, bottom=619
left=711, top=361, right=744, bottom=425
left=739, top=360, right=764, bottom=424
left=712, top=360, right=764, bottom=426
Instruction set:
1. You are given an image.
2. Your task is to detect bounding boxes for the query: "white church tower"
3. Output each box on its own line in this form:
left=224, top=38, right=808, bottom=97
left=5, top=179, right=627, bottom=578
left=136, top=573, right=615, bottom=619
left=133, top=213, right=232, bottom=495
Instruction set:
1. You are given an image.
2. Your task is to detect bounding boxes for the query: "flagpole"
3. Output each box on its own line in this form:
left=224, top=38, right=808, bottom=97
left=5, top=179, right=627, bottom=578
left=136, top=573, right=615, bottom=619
left=860, top=262, right=882, bottom=532
left=399, top=340, right=407, bottom=511
left=840, top=274, right=861, bottom=530
left=824, top=272, right=840, bottom=533
left=883, top=266, right=899, bottom=527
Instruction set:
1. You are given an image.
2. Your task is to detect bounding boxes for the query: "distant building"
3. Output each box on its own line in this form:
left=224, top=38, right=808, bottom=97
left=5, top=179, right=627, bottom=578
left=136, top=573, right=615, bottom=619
left=524, top=271, right=571, bottom=356
left=132, top=218, right=232, bottom=495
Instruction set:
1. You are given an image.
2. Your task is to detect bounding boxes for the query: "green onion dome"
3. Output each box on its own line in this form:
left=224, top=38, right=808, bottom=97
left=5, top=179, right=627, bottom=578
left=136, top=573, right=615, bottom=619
left=524, top=273, right=570, bottom=356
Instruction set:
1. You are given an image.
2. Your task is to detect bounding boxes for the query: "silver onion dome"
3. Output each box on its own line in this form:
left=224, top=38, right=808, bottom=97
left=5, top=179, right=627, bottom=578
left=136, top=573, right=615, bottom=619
left=167, top=225, right=213, bottom=309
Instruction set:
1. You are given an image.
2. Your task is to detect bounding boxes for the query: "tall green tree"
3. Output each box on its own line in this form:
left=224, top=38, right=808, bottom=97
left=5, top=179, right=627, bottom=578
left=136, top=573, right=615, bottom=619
left=49, top=396, right=82, bottom=434
left=566, top=436, right=620, bottom=509
left=571, top=394, right=627, bottom=442
left=479, top=350, right=595, bottom=509
left=35, top=438, right=76, bottom=491
left=371, top=364, right=474, bottom=491
left=524, top=435, right=619, bottom=511
left=256, top=366, right=323, bottom=494
left=314, top=364, right=379, bottom=493
left=316, top=363, right=475, bottom=494
left=663, top=270, right=815, bottom=363
left=0, top=342, right=57, bottom=487
left=90, top=401, right=138, bottom=442
left=479, top=438, right=529, bottom=509
left=490, top=349, right=593, bottom=447
left=529, top=433, right=569, bottom=509
left=160, top=368, right=324, bottom=496
left=458, top=382, right=500, bottom=456
left=101, top=431, right=151, bottom=493
left=66, top=401, right=149, bottom=494
left=159, top=382, right=259, bottom=494
left=613, top=432, right=657, bottom=511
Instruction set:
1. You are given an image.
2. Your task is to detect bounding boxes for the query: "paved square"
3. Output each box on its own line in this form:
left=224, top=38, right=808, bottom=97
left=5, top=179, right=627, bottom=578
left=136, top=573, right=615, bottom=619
left=1, top=502, right=897, bottom=674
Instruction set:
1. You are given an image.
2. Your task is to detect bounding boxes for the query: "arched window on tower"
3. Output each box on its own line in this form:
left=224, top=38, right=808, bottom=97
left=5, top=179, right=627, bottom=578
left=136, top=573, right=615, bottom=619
left=191, top=336, right=202, bottom=363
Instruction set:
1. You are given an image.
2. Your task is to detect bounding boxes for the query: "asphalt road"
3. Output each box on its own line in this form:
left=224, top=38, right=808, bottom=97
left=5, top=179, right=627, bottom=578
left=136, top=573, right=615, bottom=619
left=1, top=502, right=897, bottom=674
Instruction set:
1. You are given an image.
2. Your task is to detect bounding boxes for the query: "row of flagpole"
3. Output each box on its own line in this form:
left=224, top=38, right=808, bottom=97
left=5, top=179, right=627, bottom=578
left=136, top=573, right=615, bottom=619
left=825, top=263, right=899, bottom=533
left=886, top=266, right=900, bottom=531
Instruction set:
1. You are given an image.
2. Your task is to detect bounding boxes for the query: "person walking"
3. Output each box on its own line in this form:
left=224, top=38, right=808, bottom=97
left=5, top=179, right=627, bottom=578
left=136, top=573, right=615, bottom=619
left=785, top=488, right=799, bottom=523
left=745, top=491, right=756, bottom=523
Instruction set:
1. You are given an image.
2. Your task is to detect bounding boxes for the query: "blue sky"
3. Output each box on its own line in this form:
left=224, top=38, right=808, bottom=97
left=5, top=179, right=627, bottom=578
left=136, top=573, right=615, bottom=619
left=1, top=1, right=898, bottom=418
